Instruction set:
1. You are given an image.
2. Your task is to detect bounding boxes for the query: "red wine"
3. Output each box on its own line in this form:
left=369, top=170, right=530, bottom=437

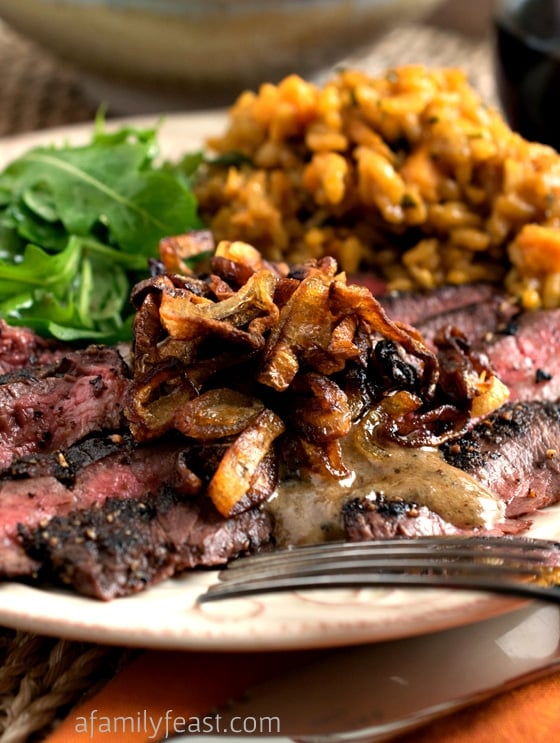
left=493, top=0, right=560, bottom=149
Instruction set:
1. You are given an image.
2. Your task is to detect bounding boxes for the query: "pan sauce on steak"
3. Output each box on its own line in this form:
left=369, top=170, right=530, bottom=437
left=2, top=238, right=560, bottom=599
left=265, top=434, right=505, bottom=546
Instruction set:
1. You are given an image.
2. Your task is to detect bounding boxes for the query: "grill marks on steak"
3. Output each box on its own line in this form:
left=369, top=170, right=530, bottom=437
left=20, top=489, right=273, bottom=600
left=0, top=437, right=188, bottom=578
left=343, top=496, right=462, bottom=539
left=441, top=401, right=560, bottom=518
left=2, top=432, right=133, bottom=484
left=0, top=346, right=130, bottom=469
left=342, top=494, right=526, bottom=542
left=0, top=431, right=274, bottom=595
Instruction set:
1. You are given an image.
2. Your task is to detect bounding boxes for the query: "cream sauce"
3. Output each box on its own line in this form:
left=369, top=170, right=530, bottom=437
left=266, top=425, right=505, bottom=547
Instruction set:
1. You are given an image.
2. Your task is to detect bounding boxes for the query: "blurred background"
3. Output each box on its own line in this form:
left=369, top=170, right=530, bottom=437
left=0, top=0, right=512, bottom=137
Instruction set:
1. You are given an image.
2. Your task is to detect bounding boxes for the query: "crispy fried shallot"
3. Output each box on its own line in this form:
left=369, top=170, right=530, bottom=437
left=126, top=232, right=509, bottom=516
left=207, top=409, right=285, bottom=516
left=174, top=388, right=265, bottom=441
left=159, top=229, right=215, bottom=275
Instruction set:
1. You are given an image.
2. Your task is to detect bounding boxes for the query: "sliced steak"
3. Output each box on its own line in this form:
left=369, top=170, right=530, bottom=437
left=418, top=297, right=518, bottom=350
left=0, top=346, right=130, bottom=469
left=342, top=494, right=527, bottom=541
left=380, top=283, right=508, bottom=328
left=481, top=309, right=560, bottom=403
left=2, top=432, right=133, bottom=484
left=441, top=401, right=560, bottom=518
left=381, top=285, right=518, bottom=350
left=381, top=284, right=560, bottom=403
left=343, top=495, right=462, bottom=539
left=0, top=438, right=187, bottom=578
left=0, top=320, right=68, bottom=373
left=20, top=489, right=273, bottom=600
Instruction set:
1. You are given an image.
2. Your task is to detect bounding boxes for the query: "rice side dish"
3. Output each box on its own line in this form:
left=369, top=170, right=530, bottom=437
left=194, top=66, right=560, bottom=309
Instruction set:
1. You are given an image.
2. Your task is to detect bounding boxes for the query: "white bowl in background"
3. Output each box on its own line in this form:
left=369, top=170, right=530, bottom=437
left=0, top=0, right=441, bottom=113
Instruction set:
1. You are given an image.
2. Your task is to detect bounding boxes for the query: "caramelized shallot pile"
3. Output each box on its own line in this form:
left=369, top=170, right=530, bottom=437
left=125, top=233, right=508, bottom=518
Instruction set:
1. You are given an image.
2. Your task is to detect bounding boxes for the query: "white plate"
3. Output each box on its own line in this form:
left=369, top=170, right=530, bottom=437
left=0, top=115, right=559, bottom=651
left=0, top=111, right=228, bottom=166
left=172, top=603, right=560, bottom=741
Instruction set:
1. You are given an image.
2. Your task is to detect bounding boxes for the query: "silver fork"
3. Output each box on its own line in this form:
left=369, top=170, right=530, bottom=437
left=198, top=535, right=560, bottom=604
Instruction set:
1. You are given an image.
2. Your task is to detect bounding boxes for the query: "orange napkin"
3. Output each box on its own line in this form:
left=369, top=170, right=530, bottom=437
left=45, top=648, right=560, bottom=742
left=394, top=670, right=560, bottom=742
left=45, top=648, right=320, bottom=742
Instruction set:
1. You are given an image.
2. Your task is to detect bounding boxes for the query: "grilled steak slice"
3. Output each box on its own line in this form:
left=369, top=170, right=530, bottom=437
left=441, top=401, right=560, bottom=518
left=0, top=320, right=67, bottom=373
left=0, top=346, right=130, bottom=469
left=343, top=495, right=462, bottom=539
left=20, top=489, right=273, bottom=600
left=381, top=284, right=560, bottom=403
left=2, top=432, right=133, bottom=484
left=417, top=297, right=518, bottom=350
left=380, top=284, right=509, bottom=328
left=342, top=495, right=526, bottom=541
left=381, top=284, right=518, bottom=349
left=0, top=438, right=187, bottom=578
left=480, top=309, right=560, bottom=403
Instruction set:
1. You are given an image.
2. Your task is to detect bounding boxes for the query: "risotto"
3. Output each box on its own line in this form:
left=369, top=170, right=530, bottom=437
left=194, top=66, right=560, bottom=309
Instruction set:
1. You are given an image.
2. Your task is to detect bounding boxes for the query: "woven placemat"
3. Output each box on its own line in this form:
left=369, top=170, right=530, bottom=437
left=0, top=17, right=500, bottom=743
left=0, top=628, right=133, bottom=743
left=348, top=23, right=498, bottom=107
left=0, top=22, right=97, bottom=138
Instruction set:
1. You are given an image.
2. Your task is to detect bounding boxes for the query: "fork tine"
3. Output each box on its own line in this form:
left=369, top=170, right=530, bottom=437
left=197, top=536, right=560, bottom=604
left=217, top=558, right=546, bottom=584
left=198, top=570, right=560, bottom=603
left=221, top=536, right=560, bottom=580
left=225, top=536, right=560, bottom=569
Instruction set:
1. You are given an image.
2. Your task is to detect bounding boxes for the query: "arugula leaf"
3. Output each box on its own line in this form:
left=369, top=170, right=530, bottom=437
left=0, top=239, right=81, bottom=296
left=0, top=119, right=203, bottom=343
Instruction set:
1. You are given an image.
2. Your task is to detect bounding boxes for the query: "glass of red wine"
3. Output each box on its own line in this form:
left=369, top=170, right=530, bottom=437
left=493, top=0, right=560, bottom=150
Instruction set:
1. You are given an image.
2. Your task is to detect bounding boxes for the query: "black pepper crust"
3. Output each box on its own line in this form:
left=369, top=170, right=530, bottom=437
left=342, top=494, right=417, bottom=519
left=440, top=401, right=560, bottom=472
left=2, top=432, right=134, bottom=485
left=18, top=487, right=273, bottom=600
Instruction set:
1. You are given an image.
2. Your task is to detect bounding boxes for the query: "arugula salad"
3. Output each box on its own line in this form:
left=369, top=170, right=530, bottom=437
left=0, top=116, right=202, bottom=343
